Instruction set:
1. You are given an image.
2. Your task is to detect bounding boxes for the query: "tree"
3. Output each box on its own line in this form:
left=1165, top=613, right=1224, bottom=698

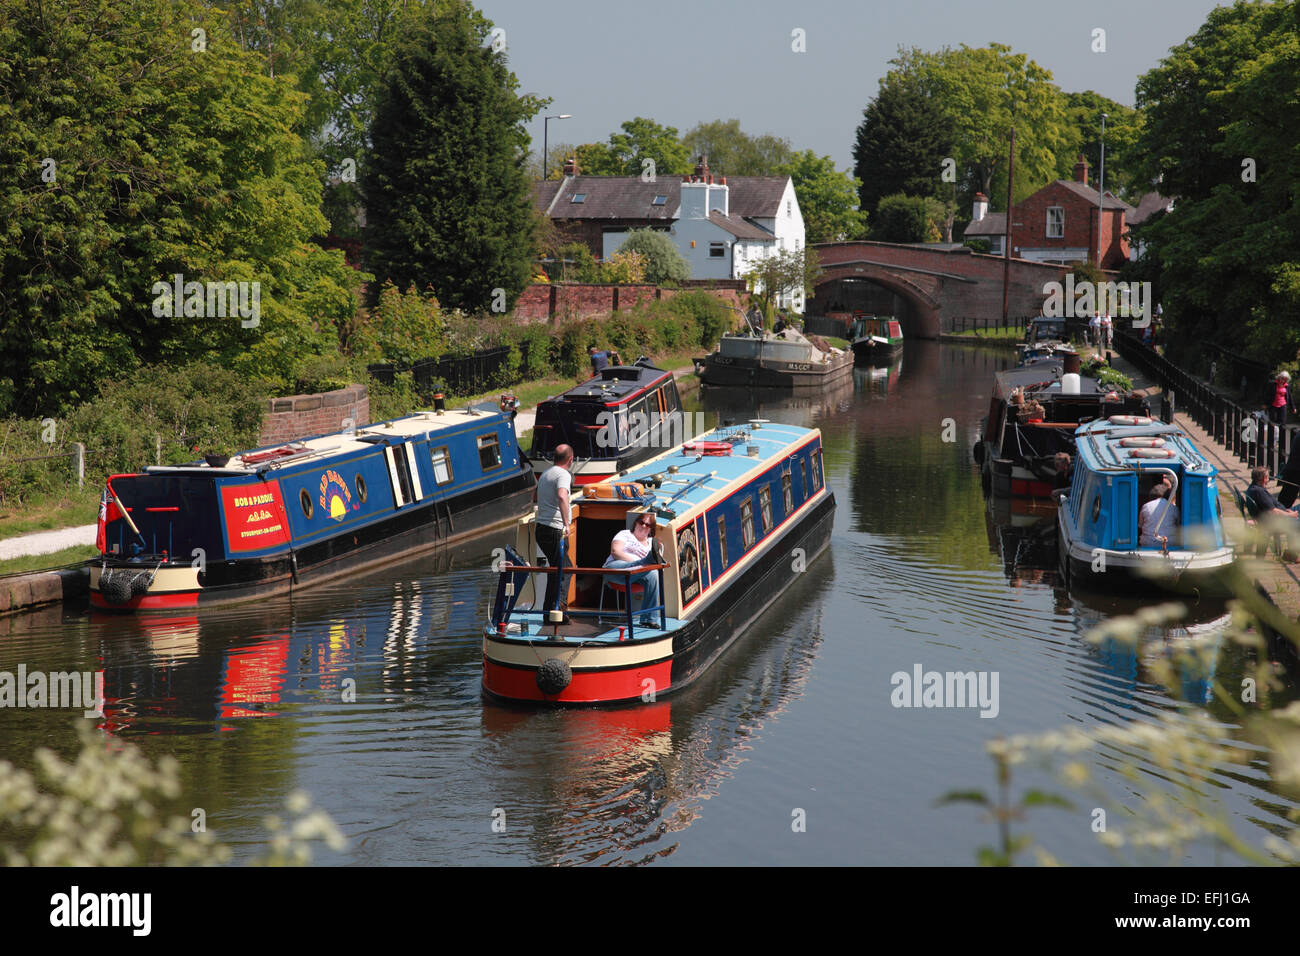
left=853, top=59, right=953, bottom=218
left=1132, top=1, right=1300, bottom=366
left=774, top=151, right=868, bottom=243
left=873, top=194, right=936, bottom=243
left=361, top=0, right=544, bottom=313
left=744, top=248, right=823, bottom=316
left=573, top=118, right=691, bottom=178
left=0, top=0, right=359, bottom=414
left=682, top=119, right=793, bottom=176
left=617, top=230, right=690, bottom=285
left=1064, top=91, right=1144, bottom=201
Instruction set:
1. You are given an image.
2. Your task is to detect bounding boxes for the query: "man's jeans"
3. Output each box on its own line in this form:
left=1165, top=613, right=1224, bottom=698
left=536, top=525, right=565, bottom=614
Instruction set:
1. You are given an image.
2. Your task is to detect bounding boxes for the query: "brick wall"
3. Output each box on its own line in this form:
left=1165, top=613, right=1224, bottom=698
left=1010, top=182, right=1128, bottom=269
left=511, top=280, right=746, bottom=323
left=259, top=384, right=369, bottom=446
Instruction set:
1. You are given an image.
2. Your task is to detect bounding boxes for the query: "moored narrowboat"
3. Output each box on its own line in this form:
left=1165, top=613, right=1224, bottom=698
left=696, top=329, right=853, bottom=390
left=91, top=405, right=535, bottom=611
left=528, top=358, right=685, bottom=486
left=849, top=314, right=903, bottom=366
left=482, top=421, right=835, bottom=705
left=1056, top=417, right=1234, bottom=594
left=975, top=356, right=1150, bottom=498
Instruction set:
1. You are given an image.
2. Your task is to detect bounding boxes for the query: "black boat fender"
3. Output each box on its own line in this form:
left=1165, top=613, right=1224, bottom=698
left=536, top=657, right=572, bottom=695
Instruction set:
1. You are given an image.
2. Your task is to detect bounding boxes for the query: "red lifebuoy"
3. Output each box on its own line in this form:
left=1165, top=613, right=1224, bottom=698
left=1127, top=447, right=1176, bottom=458
left=683, top=441, right=732, bottom=456
left=1108, top=415, right=1154, bottom=426
left=1119, top=437, right=1166, bottom=448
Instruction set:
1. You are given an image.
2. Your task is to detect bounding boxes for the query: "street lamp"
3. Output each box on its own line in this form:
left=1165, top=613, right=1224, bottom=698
left=1097, top=112, right=1107, bottom=267
left=543, top=114, right=573, bottom=180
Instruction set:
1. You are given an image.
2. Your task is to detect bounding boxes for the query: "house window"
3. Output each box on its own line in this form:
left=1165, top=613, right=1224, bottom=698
left=759, top=487, right=773, bottom=534
left=430, top=446, right=453, bottom=485
left=570, top=193, right=587, bottom=204
left=717, top=516, right=728, bottom=569
left=709, top=242, right=725, bottom=258
left=1046, top=207, right=1064, bottom=238
left=787, top=200, right=792, bottom=216
left=652, top=195, right=668, bottom=206
left=782, top=473, right=793, bottom=513
left=476, top=434, right=501, bottom=471
left=741, top=498, right=756, bottom=549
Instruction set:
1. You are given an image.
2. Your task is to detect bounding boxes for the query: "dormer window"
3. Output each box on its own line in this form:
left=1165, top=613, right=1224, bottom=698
left=1046, top=206, right=1064, bottom=238
left=570, top=193, right=587, bottom=204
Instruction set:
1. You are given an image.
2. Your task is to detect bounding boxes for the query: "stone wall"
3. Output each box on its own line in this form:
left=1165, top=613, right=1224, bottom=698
left=259, top=384, right=369, bottom=446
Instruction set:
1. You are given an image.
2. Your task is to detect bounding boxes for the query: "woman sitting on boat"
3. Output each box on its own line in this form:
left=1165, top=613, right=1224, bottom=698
left=603, top=514, right=662, bottom=626
left=1139, top=478, right=1180, bottom=548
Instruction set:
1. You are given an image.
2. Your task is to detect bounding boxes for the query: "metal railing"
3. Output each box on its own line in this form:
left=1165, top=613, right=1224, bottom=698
left=1116, top=331, right=1295, bottom=477
left=490, top=562, right=667, bottom=640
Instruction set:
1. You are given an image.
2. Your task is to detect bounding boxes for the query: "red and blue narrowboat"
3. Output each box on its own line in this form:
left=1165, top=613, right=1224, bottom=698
left=482, top=421, right=835, bottom=705
left=849, top=314, right=903, bottom=366
left=528, top=358, right=685, bottom=486
left=90, top=404, right=535, bottom=611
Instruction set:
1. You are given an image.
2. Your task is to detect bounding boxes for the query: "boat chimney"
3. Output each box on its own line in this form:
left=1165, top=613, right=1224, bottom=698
left=1063, top=352, right=1081, bottom=375
left=433, top=386, right=446, bottom=415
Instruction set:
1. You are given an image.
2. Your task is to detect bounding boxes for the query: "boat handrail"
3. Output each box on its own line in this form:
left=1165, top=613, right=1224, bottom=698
left=248, top=443, right=344, bottom=470
left=500, top=563, right=668, bottom=575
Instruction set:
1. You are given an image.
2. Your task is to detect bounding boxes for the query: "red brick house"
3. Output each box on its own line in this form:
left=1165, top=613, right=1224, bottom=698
left=964, top=156, right=1135, bottom=269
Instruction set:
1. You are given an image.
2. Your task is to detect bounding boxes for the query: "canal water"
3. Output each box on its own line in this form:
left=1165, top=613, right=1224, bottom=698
left=1, top=341, right=1294, bottom=865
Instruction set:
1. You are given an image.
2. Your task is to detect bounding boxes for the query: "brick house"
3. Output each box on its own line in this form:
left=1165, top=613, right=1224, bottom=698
left=964, top=156, right=1135, bottom=269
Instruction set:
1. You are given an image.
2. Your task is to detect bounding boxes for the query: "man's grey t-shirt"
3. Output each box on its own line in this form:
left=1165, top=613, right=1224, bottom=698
left=536, top=465, right=572, bottom=529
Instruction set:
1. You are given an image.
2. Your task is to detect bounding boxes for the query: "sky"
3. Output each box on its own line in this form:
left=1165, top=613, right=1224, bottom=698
left=478, top=0, right=1227, bottom=172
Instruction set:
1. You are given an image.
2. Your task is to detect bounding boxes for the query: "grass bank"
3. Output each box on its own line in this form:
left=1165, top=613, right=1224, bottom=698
left=0, top=544, right=97, bottom=575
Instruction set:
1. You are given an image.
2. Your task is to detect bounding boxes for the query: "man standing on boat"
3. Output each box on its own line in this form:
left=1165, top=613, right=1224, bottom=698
left=1139, top=478, right=1179, bottom=548
left=535, top=445, right=574, bottom=622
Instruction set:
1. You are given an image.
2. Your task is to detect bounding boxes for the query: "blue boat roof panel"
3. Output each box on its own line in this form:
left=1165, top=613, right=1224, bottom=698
left=1073, top=419, right=1216, bottom=476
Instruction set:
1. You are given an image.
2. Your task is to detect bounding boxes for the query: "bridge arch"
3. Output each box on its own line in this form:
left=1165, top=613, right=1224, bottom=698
left=812, top=262, right=943, bottom=339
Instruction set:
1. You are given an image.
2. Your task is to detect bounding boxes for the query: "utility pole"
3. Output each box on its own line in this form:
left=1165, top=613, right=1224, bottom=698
left=1002, top=127, right=1015, bottom=325
left=1097, top=112, right=1108, bottom=267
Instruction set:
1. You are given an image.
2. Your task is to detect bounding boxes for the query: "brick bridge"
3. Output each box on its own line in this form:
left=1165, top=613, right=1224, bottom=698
left=810, top=241, right=1074, bottom=339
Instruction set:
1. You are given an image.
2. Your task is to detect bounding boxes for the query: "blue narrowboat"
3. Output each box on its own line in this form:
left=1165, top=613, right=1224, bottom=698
left=91, top=404, right=536, bottom=611
left=1057, top=416, right=1234, bottom=594
left=482, top=421, right=835, bottom=705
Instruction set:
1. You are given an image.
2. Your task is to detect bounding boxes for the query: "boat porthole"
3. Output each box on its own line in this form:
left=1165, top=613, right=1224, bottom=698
left=355, top=474, right=368, bottom=502
left=300, top=489, right=313, bottom=519
left=1091, top=495, right=1101, bottom=523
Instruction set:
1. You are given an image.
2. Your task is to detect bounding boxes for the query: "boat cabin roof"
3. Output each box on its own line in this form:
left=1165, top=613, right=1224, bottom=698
left=575, top=421, right=820, bottom=523
left=1073, top=420, right=1215, bottom=476
left=541, top=361, right=672, bottom=408
left=142, top=405, right=513, bottom=477
left=994, top=363, right=1104, bottom=398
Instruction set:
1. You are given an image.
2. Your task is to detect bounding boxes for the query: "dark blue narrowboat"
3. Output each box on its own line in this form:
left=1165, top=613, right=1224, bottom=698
left=528, top=358, right=685, bottom=486
left=91, top=405, right=535, bottom=611
left=1057, top=417, right=1234, bottom=594
left=483, top=422, right=835, bottom=705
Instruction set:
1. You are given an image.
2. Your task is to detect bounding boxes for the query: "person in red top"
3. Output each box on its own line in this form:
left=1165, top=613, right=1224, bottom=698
left=1269, top=371, right=1293, bottom=427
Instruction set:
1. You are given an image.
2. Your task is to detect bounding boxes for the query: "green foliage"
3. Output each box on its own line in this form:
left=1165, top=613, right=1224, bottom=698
left=1080, top=358, right=1133, bottom=392
left=964, top=239, right=991, bottom=254
left=0, top=0, right=361, bottom=415
left=617, top=230, right=690, bottom=285
left=743, top=248, right=823, bottom=315
left=681, top=119, right=794, bottom=176
left=1134, top=1, right=1300, bottom=369
left=353, top=282, right=449, bottom=366
left=0, top=723, right=345, bottom=865
left=572, top=117, right=692, bottom=177
left=601, top=250, right=647, bottom=285
left=774, top=150, right=868, bottom=243
left=361, top=0, right=543, bottom=313
left=553, top=243, right=602, bottom=283
left=874, top=193, right=935, bottom=243
left=1064, top=91, right=1144, bottom=200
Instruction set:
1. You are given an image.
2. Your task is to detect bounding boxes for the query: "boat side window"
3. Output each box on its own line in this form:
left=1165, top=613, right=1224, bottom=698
left=300, top=489, right=313, bottom=519
left=741, top=498, right=756, bottom=549
left=430, top=446, right=454, bottom=485
left=355, top=474, right=368, bottom=502
left=812, top=450, right=824, bottom=491
left=628, top=397, right=652, bottom=449
left=759, top=486, right=773, bottom=534
left=800, top=458, right=809, bottom=498
left=782, top=473, right=794, bottom=514
left=477, top=434, right=502, bottom=471
left=718, top=515, right=729, bottom=569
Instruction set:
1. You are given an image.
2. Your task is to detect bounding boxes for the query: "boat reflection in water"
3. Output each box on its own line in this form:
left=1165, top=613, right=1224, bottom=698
left=697, top=369, right=853, bottom=423
left=1064, top=589, right=1230, bottom=707
left=982, top=491, right=1061, bottom=589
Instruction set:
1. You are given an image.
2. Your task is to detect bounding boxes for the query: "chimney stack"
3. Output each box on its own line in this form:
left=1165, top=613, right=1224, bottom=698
left=1073, top=154, right=1090, bottom=185
left=972, top=192, right=988, bottom=222
left=694, top=155, right=710, bottom=181
left=562, top=155, right=579, bottom=177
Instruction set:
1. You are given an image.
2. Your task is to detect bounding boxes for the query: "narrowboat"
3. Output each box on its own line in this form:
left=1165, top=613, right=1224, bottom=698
left=695, top=329, right=853, bottom=391
left=482, top=421, right=835, bottom=705
left=1056, top=417, right=1234, bottom=594
left=849, top=314, right=903, bottom=366
left=529, top=358, right=685, bottom=486
left=90, top=404, right=536, bottom=611
left=975, top=355, right=1150, bottom=498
